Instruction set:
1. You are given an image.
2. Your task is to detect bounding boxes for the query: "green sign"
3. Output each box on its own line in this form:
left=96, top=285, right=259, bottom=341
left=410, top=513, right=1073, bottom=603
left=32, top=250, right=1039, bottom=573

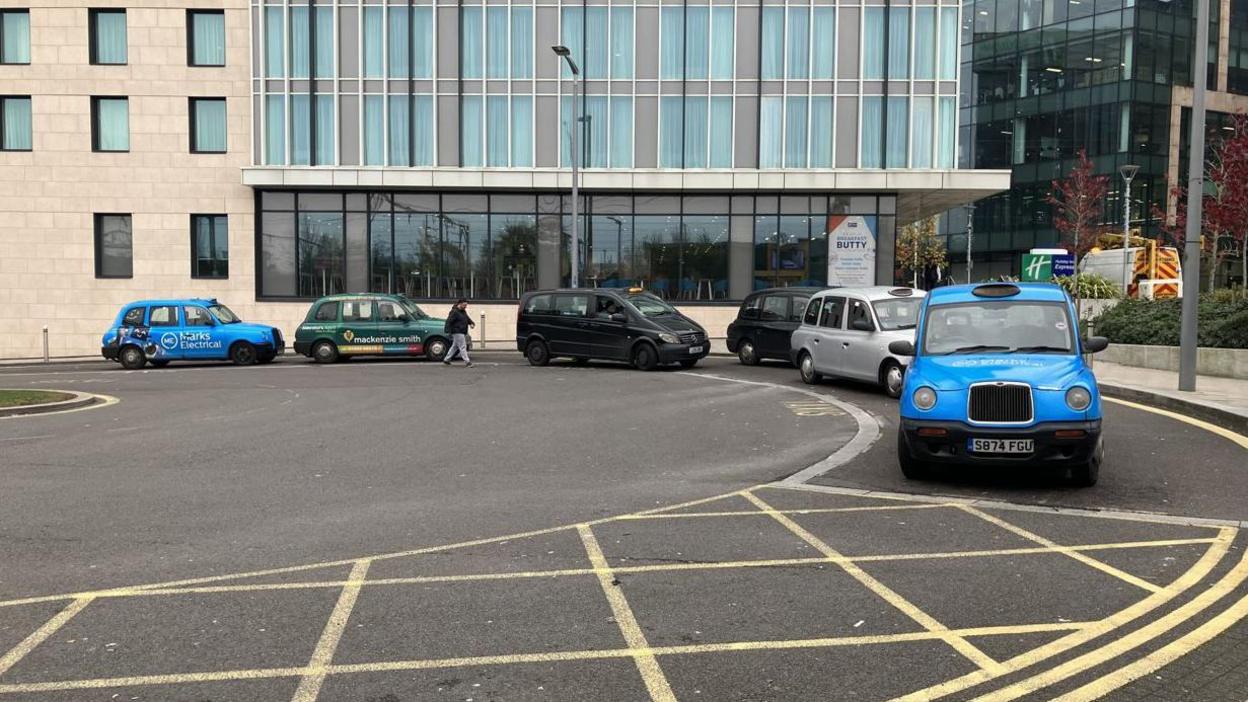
left=1021, top=254, right=1053, bottom=281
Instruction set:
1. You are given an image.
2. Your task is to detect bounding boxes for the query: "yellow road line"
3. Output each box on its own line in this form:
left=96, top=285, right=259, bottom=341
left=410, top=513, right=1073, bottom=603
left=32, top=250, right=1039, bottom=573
left=0, top=622, right=1093, bottom=696
left=578, top=525, right=677, bottom=702
left=0, top=597, right=92, bottom=678
left=969, top=542, right=1248, bottom=702
left=1105, top=396, right=1248, bottom=450
left=740, top=490, right=1005, bottom=674
left=1052, top=588, right=1248, bottom=701
left=617, top=504, right=947, bottom=519
left=889, top=526, right=1236, bottom=702
left=289, top=560, right=370, bottom=702
left=956, top=505, right=1164, bottom=593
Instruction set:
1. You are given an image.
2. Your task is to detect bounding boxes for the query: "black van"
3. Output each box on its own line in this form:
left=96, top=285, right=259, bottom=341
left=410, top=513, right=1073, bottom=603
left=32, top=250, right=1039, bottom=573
left=725, top=287, right=828, bottom=365
left=517, top=288, right=710, bottom=371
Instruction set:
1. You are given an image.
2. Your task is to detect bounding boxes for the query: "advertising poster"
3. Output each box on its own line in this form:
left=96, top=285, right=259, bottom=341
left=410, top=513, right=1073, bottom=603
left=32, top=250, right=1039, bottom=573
left=826, top=215, right=877, bottom=287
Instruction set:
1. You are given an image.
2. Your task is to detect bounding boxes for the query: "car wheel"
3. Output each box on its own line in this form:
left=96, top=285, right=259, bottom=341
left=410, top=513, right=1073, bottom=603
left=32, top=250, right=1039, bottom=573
left=230, top=342, right=258, bottom=366
left=1069, top=441, right=1102, bottom=487
left=897, top=431, right=932, bottom=480
left=798, top=352, right=822, bottom=385
left=425, top=337, right=448, bottom=362
left=526, top=339, right=550, bottom=366
left=737, top=339, right=759, bottom=366
left=119, top=345, right=146, bottom=370
left=312, top=340, right=339, bottom=364
left=633, top=344, right=659, bottom=371
left=881, top=360, right=904, bottom=399
left=149, top=359, right=170, bottom=368
left=678, top=359, right=698, bottom=369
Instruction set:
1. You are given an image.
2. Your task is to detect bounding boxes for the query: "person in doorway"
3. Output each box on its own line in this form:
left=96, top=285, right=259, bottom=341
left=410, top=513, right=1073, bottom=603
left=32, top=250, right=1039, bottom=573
left=443, top=299, right=475, bottom=367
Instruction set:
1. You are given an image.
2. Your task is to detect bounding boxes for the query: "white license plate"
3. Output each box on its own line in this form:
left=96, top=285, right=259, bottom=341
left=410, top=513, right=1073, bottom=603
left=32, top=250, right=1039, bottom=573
left=688, top=345, right=704, bottom=354
left=968, top=438, right=1033, bottom=454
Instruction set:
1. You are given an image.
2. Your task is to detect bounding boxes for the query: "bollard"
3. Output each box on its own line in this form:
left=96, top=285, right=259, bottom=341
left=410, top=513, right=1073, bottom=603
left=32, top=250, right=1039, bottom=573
left=479, top=313, right=486, bottom=349
left=42, top=326, right=49, bottom=364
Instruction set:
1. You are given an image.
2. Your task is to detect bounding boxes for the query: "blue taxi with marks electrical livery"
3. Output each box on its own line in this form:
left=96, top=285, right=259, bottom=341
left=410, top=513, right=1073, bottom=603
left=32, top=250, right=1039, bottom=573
left=888, top=283, right=1109, bottom=486
left=102, top=299, right=284, bottom=370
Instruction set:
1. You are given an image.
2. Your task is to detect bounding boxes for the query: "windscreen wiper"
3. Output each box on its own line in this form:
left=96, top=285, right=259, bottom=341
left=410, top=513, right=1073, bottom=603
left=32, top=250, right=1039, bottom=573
left=1009, top=345, right=1070, bottom=353
left=950, top=345, right=1010, bottom=354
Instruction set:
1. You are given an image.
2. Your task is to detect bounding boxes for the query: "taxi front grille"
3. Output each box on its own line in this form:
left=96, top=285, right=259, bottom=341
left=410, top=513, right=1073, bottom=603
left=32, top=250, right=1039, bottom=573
left=679, top=332, right=705, bottom=344
left=968, top=383, right=1032, bottom=423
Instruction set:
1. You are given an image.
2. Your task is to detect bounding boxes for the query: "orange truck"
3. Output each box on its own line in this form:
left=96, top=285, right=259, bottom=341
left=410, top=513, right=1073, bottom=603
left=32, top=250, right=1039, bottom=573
left=1079, top=239, right=1183, bottom=299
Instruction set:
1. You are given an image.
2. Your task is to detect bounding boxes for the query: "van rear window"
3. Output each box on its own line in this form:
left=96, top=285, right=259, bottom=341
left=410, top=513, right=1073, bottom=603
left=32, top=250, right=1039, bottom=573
left=313, top=302, right=337, bottom=321
left=523, top=294, right=554, bottom=314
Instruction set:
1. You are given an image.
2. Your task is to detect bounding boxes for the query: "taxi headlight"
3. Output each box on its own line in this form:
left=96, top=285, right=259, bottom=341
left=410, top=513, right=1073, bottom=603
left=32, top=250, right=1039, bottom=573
left=1065, top=386, right=1092, bottom=411
left=658, top=332, right=679, bottom=344
left=913, top=386, right=937, bottom=411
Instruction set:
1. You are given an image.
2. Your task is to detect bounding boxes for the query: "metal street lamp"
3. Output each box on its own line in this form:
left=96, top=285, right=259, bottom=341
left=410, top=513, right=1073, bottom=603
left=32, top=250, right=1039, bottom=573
left=965, top=204, right=976, bottom=283
left=1180, top=0, right=1210, bottom=391
left=552, top=45, right=581, bottom=288
left=1118, top=164, right=1140, bottom=294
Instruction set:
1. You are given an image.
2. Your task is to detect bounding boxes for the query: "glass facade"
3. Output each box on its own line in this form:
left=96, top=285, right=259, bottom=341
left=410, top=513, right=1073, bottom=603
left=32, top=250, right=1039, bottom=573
left=256, top=191, right=897, bottom=301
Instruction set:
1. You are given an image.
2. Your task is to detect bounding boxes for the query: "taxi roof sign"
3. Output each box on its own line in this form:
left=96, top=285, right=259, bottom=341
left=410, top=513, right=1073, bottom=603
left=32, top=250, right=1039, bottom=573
left=887, top=288, right=913, bottom=297
left=971, top=283, right=1022, bottom=298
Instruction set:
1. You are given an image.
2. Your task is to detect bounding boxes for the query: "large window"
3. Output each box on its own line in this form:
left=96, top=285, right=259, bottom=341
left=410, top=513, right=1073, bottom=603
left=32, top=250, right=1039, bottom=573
left=563, top=6, right=631, bottom=79
left=94, top=214, right=132, bottom=279
left=385, top=94, right=434, bottom=167
left=563, top=96, right=633, bottom=168
left=264, top=6, right=283, bottom=77
left=753, top=214, right=828, bottom=289
left=191, top=215, right=228, bottom=278
left=0, top=10, right=30, bottom=64
left=660, top=6, right=733, bottom=80
left=0, top=96, right=31, bottom=151
left=461, top=7, right=531, bottom=79
left=760, top=97, right=813, bottom=169
left=89, top=9, right=126, bottom=65
left=187, top=10, right=225, bottom=66
left=189, top=98, right=226, bottom=153
left=91, top=96, right=128, bottom=152
left=462, top=95, right=531, bottom=168
left=659, top=96, right=730, bottom=168
left=385, top=6, right=434, bottom=78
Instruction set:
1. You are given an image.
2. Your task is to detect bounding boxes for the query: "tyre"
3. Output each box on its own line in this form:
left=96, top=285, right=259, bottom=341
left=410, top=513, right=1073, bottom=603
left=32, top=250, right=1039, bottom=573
left=526, top=339, right=550, bottom=366
left=897, top=431, right=932, bottom=480
left=798, top=352, right=822, bottom=385
left=1069, top=440, right=1102, bottom=487
left=312, top=340, right=339, bottom=364
left=737, top=339, right=759, bottom=366
left=230, top=342, right=258, bottom=366
left=119, top=345, right=146, bottom=370
left=678, top=359, right=698, bottom=369
left=425, top=337, right=449, bottom=362
left=149, top=359, right=170, bottom=368
left=633, top=343, right=659, bottom=371
left=881, top=360, right=904, bottom=399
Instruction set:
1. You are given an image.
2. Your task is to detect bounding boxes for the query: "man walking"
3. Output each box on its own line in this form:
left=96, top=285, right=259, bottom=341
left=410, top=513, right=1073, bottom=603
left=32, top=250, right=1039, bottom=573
left=443, top=298, right=475, bottom=367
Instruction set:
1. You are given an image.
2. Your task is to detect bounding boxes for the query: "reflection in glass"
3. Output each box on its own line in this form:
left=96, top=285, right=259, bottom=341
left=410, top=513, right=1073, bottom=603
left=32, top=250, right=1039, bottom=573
left=489, top=214, right=538, bottom=298
left=298, top=213, right=344, bottom=297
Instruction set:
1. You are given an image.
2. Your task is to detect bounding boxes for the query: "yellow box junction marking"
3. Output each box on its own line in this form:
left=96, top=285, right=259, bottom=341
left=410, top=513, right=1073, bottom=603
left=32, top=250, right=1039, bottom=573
left=1105, top=396, right=1248, bottom=451
left=290, top=559, right=370, bottom=702
left=783, top=399, right=844, bottom=417
left=0, top=597, right=92, bottom=678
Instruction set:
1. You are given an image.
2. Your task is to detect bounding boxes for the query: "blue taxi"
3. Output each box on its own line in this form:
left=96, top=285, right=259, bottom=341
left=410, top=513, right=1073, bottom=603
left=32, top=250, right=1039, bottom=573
left=101, top=299, right=284, bottom=369
left=888, top=283, right=1109, bottom=486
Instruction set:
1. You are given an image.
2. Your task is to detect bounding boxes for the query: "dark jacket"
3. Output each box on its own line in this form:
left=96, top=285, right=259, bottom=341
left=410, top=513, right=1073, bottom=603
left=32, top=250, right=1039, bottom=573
left=445, top=308, right=473, bottom=335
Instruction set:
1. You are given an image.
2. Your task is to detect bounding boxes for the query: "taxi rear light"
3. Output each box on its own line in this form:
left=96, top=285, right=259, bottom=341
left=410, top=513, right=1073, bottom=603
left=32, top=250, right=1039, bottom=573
left=917, top=427, right=948, bottom=437
left=1055, top=429, right=1086, bottom=439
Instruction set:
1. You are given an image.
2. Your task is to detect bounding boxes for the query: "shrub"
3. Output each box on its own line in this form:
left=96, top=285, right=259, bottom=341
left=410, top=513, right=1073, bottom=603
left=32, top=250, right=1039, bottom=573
left=1090, top=294, right=1248, bottom=348
left=1054, top=274, right=1121, bottom=299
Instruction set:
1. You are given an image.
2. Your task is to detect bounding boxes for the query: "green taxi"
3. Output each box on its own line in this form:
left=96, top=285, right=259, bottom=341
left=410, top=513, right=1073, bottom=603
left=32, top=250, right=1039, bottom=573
left=292, top=294, right=452, bottom=363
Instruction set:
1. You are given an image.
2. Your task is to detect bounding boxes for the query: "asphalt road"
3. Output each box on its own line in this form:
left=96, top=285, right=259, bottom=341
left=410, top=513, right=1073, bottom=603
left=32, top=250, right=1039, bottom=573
left=0, top=354, right=1245, bottom=702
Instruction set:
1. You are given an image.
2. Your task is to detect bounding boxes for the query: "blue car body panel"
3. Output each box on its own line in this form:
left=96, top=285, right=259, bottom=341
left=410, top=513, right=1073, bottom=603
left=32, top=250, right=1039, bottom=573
left=101, top=298, right=284, bottom=364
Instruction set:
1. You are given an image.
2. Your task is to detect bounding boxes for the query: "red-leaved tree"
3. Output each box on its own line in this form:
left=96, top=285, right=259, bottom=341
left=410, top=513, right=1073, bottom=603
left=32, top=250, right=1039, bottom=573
left=1046, top=150, right=1111, bottom=258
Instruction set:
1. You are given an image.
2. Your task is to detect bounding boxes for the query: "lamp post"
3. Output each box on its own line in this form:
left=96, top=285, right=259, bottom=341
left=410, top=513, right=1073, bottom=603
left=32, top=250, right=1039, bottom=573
left=552, top=45, right=581, bottom=288
left=1179, top=0, right=1210, bottom=392
left=607, top=215, right=624, bottom=283
left=1118, top=164, right=1140, bottom=294
left=965, top=204, right=976, bottom=283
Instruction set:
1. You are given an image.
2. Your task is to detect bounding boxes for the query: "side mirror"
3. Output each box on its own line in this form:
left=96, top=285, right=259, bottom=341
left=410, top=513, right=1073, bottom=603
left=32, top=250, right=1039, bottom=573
left=1083, top=336, right=1109, bottom=354
left=888, top=340, right=915, bottom=356
left=610, top=313, right=627, bottom=323
left=851, top=319, right=874, bottom=332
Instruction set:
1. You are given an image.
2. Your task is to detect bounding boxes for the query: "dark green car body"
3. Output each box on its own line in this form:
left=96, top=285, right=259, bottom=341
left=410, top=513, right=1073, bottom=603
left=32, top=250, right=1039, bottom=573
left=292, top=294, right=452, bottom=363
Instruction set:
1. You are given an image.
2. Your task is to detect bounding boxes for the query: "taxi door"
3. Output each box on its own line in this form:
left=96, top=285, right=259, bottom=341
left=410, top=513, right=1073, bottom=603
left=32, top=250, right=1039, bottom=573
left=375, top=299, right=421, bottom=355
left=147, top=304, right=185, bottom=361
left=338, top=299, right=379, bottom=355
left=181, top=305, right=222, bottom=359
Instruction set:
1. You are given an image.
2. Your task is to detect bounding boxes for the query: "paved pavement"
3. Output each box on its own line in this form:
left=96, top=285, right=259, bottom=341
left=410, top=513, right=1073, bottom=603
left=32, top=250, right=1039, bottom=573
left=0, top=354, right=1245, bottom=701
left=1091, top=361, right=1248, bottom=435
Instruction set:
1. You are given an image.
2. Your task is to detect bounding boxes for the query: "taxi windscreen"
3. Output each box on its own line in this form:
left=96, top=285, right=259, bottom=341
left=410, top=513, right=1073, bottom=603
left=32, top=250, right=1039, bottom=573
left=626, top=294, right=678, bottom=317
left=922, top=301, right=1073, bottom=355
left=874, top=298, right=922, bottom=331
left=209, top=304, right=241, bottom=323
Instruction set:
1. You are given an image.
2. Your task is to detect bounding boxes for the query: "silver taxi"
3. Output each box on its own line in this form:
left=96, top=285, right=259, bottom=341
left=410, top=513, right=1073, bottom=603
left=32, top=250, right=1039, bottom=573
left=789, top=287, right=926, bottom=397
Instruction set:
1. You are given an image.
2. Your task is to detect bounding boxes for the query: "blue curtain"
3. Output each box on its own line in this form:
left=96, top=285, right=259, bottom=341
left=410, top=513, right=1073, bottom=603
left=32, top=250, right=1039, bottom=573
left=685, top=6, right=709, bottom=80
left=314, top=7, right=333, bottom=78
left=784, top=96, right=808, bottom=168
left=710, top=8, right=733, bottom=79
left=761, top=8, right=783, bottom=79
left=486, top=95, right=508, bottom=166
left=265, top=95, right=284, bottom=164
left=486, top=8, right=507, bottom=79
left=886, top=96, right=907, bottom=168
left=863, top=8, right=884, bottom=79
left=290, top=7, right=309, bottom=78
left=414, top=95, right=434, bottom=166
left=387, top=96, right=409, bottom=166
left=462, top=95, right=483, bottom=167
left=2, top=97, right=31, bottom=150
left=511, top=8, right=533, bottom=78
left=938, top=96, right=956, bottom=167
left=585, top=95, right=608, bottom=167
left=939, top=8, right=958, bottom=79
left=290, top=94, right=310, bottom=165
left=93, top=11, right=126, bottom=64
left=561, top=8, right=581, bottom=78
left=2, top=11, right=30, bottom=63
left=412, top=8, right=433, bottom=78
left=611, top=8, right=633, bottom=78
left=759, top=97, right=782, bottom=168
left=316, top=95, right=334, bottom=164
left=660, top=8, right=682, bottom=79
left=193, top=99, right=227, bottom=152
left=462, top=8, right=483, bottom=79
left=265, top=7, right=283, bottom=77
left=388, top=7, right=409, bottom=78
left=812, top=8, right=834, bottom=79
left=911, top=96, right=933, bottom=168
left=659, top=96, right=683, bottom=167
left=861, top=97, right=882, bottom=167
left=363, top=7, right=383, bottom=77
left=585, top=8, right=608, bottom=78
left=888, top=9, right=909, bottom=79
left=683, top=97, right=708, bottom=168
left=709, top=96, right=732, bottom=168
left=786, top=7, right=809, bottom=79
left=810, top=97, right=832, bottom=168
left=511, top=96, right=532, bottom=166
left=610, top=97, right=632, bottom=167
left=914, top=8, right=935, bottom=79
left=191, top=12, right=225, bottom=66
left=363, top=95, right=384, bottom=165
left=96, top=97, right=128, bottom=151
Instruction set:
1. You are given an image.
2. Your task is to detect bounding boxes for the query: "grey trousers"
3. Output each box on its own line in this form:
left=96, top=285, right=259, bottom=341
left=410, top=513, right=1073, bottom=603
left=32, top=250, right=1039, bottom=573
left=445, top=332, right=471, bottom=362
